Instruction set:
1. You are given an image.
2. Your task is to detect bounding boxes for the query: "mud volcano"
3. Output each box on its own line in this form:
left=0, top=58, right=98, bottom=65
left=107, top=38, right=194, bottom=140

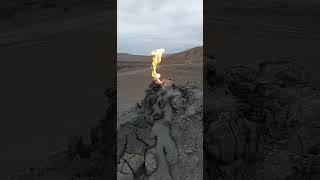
left=117, top=79, right=203, bottom=180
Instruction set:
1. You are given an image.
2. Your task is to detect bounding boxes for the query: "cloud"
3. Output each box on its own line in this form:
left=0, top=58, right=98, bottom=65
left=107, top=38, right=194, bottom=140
left=117, top=0, right=203, bottom=55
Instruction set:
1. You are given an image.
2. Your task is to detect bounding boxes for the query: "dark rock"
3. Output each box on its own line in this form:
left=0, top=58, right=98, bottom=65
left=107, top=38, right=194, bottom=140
left=158, top=99, right=165, bottom=109
left=152, top=111, right=164, bottom=121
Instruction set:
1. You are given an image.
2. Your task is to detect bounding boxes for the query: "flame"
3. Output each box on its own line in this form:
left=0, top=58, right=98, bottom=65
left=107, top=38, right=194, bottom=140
left=151, top=48, right=165, bottom=83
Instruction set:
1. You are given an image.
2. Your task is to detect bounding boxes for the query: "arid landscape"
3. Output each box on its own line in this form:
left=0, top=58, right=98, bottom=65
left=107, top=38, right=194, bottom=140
left=117, top=46, right=203, bottom=126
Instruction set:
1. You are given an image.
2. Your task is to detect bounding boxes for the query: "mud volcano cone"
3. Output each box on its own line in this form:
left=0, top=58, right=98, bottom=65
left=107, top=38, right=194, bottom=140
left=117, top=79, right=203, bottom=180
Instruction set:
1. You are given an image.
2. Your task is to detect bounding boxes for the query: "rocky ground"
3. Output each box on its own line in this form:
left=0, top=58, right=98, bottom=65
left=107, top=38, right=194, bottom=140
left=204, top=56, right=320, bottom=179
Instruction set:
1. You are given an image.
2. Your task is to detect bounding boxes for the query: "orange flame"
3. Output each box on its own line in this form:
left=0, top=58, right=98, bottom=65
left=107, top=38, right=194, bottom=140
left=151, top=48, right=165, bottom=83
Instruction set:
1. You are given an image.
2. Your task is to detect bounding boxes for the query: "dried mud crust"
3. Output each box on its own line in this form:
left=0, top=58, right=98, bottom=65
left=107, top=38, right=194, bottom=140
left=204, top=57, right=320, bottom=180
left=117, top=80, right=203, bottom=180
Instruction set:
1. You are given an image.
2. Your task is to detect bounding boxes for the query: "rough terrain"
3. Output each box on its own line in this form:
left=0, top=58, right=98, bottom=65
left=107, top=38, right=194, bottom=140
left=204, top=56, right=320, bottom=179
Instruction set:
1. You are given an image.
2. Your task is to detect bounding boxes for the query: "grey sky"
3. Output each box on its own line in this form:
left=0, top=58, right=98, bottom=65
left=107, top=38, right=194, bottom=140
left=117, top=0, right=203, bottom=55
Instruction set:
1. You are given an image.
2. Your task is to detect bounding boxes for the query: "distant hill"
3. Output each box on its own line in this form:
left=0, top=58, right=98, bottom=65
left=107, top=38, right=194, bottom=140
left=117, top=46, right=203, bottom=64
left=165, top=46, right=203, bottom=63
left=117, top=53, right=150, bottom=62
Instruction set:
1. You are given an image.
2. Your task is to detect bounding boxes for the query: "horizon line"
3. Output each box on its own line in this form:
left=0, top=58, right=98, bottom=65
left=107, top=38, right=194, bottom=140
left=117, top=45, right=203, bottom=56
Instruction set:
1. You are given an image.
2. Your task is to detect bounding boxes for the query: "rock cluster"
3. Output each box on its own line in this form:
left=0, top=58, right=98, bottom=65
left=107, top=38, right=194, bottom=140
left=117, top=79, right=203, bottom=180
left=204, top=57, right=320, bottom=180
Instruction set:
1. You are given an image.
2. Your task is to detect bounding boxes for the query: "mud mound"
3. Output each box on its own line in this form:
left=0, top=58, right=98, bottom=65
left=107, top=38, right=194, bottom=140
left=117, top=80, right=203, bottom=180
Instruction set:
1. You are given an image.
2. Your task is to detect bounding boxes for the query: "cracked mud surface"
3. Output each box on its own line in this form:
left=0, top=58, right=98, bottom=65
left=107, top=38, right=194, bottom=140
left=117, top=80, right=203, bottom=180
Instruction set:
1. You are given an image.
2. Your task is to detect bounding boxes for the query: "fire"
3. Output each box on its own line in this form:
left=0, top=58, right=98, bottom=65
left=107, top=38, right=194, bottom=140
left=151, top=48, right=165, bottom=84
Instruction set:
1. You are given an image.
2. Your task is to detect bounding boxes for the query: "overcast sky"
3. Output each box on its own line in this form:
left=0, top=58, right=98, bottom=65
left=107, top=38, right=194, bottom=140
left=117, top=0, right=203, bottom=55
